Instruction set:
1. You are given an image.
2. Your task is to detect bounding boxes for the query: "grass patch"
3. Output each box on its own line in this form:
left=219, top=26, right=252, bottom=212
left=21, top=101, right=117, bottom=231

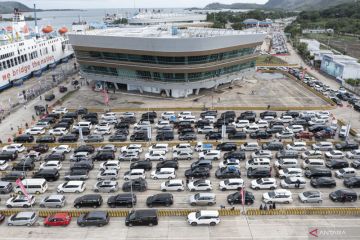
left=256, top=55, right=286, bottom=65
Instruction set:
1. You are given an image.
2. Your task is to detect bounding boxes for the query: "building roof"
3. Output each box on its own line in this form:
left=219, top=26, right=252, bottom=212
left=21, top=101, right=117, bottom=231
left=129, top=12, right=207, bottom=24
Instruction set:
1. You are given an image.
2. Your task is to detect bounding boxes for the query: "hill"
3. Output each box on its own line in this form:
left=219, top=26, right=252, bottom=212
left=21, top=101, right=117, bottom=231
left=0, top=1, right=32, bottom=14
left=204, top=0, right=356, bottom=11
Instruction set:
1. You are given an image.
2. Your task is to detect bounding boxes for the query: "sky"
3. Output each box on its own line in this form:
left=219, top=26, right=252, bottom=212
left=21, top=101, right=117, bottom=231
left=16, top=0, right=269, bottom=9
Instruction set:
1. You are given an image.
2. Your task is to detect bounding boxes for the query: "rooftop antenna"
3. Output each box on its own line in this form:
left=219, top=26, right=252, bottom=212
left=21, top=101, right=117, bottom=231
left=34, top=4, right=39, bottom=36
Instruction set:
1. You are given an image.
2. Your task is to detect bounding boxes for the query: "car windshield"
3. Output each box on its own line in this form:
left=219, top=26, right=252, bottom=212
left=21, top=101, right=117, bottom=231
left=195, top=211, right=201, bottom=219
left=256, top=179, right=263, bottom=184
left=194, top=193, right=200, bottom=199
left=339, top=169, right=345, bottom=173
left=303, top=191, right=314, bottom=197
left=268, top=191, right=276, bottom=197
left=224, top=180, right=230, bottom=185
left=284, top=178, right=293, bottom=184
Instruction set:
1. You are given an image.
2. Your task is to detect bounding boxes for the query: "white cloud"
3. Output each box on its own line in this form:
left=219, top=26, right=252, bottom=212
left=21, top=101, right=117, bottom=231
left=19, top=0, right=268, bottom=9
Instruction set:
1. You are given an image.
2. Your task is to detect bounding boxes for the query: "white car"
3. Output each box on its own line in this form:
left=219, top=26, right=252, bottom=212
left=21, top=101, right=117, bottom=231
left=97, top=169, right=119, bottom=180
left=218, top=159, right=241, bottom=169
left=25, top=127, right=45, bottom=135
left=122, top=112, right=135, bottom=117
left=244, top=124, right=259, bottom=133
left=52, top=107, right=68, bottom=114
left=280, top=177, right=306, bottom=189
left=97, top=144, right=117, bottom=152
left=301, top=150, right=323, bottom=159
left=188, top=179, right=212, bottom=191
left=94, top=126, right=111, bottom=135
left=35, top=121, right=50, bottom=129
left=101, top=118, right=118, bottom=124
left=51, top=145, right=71, bottom=154
left=287, top=125, right=304, bottom=133
left=197, top=126, right=214, bottom=134
left=2, top=144, right=26, bottom=153
left=123, top=169, right=146, bottom=180
left=151, top=168, right=175, bottom=180
left=240, top=142, right=259, bottom=151
left=145, top=151, right=167, bottom=161
left=232, top=120, right=249, bottom=129
left=149, top=144, right=169, bottom=153
left=95, top=122, right=110, bottom=130
left=286, top=142, right=307, bottom=151
left=251, top=150, right=273, bottom=159
left=346, top=150, right=360, bottom=159
left=335, top=168, right=356, bottom=178
left=173, top=151, right=192, bottom=160
left=6, top=195, right=36, bottom=208
left=278, top=115, right=293, bottom=123
left=262, top=189, right=293, bottom=204
left=308, top=118, right=326, bottom=126
left=199, top=150, right=221, bottom=161
left=57, top=181, right=86, bottom=193
left=187, top=210, right=220, bottom=226
left=48, top=128, right=68, bottom=136
left=161, top=112, right=176, bottom=120
left=134, top=121, right=151, bottom=129
left=276, top=131, right=294, bottom=139
left=39, top=161, right=62, bottom=170
left=70, top=152, right=90, bottom=161
left=278, top=168, right=303, bottom=179
left=219, top=179, right=244, bottom=191
left=177, top=111, right=192, bottom=118
left=172, top=143, right=192, bottom=153
left=99, top=160, right=120, bottom=170
left=120, top=144, right=143, bottom=154
left=161, top=179, right=185, bottom=192
left=325, top=150, right=345, bottom=159
left=256, top=120, right=269, bottom=128
left=156, top=120, right=170, bottom=129
left=0, top=160, right=9, bottom=171
left=101, top=112, right=116, bottom=119
left=251, top=178, right=277, bottom=190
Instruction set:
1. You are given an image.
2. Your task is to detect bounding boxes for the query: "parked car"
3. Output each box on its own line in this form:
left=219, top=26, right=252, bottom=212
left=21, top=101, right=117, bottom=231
left=77, top=211, right=109, bottom=227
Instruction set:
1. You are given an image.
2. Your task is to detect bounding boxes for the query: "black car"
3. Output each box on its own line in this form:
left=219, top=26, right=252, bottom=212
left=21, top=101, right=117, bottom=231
left=221, top=111, right=236, bottom=120
left=325, top=159, right=349, bottom=169
left=308, top=125, right=327, bottom=133
left=12, top=159, right=35, bottom=171
left=184, top=167, right=210, bottom=178
left=32, top=169, right=60, bottom=182
left=13, top=135, right=34, bottom=143
left=130, top=160, right=152, bottom=171
left=205, top=132, right=222, bottom=140
left=44, top=153, right=65, bottom=162
left=214, top=119, right=231, bottom=128
left=329, top=189, right=357, bottom=202
left=64, top=169, right=89, bottom=181
left=47, top=113, right=60, bottom=119
left=156, top=160, right=178, bottom=170
left=224, top=151, right=246, bottom=160
left=146, top=193, right=173, bottom=207
left=71, top=128, right=91, bottom=136
left=344, top=176, right=360, bottom=188
left=130, top=132, right=150, bottom=141
left=216, top=142, right=237, bottom=151
left=121, top=116, right=136, bottom=124
left=215, top=167, right=241, bottom=179
left=178, top=132, right=197, bottom=141
left=1, top=171, right=26, bottom=182
left=60, top=117, right=74, bottom=124
left=125, top=209, right=158, bottom=227
left=122, top=178, right=147, bottom=192
left=290, top=119, right=308, bottom=127
left=228, top=131, right=247, bottom=140
left=109, top=134, right=127, bottom=142
left=0, top=151, right=18, bottom=161
left=92, top=151, right=115, bottom=161
left=283, top=111, right=299, bottom=118
left=335, top=142, right=359, bottom=151
left=305, top=167, right=332, bottom=178
left=156, top=132, right=174, bottom=141
left=36, top=135, right=56, bottom=143
left=247, top=168, right=271, bottom=178
left=310, top=177, right=336, bottom=188
left=195, top=120, right=211, bottom=128
left=107, top=193, right=136, bottom=208
left=63, top=112, right=78, bottom=119
left=260, top=111, right=277, bottom=118
left=249, top=131, right=272, bottom=139
left=74, top=145, right=95, bottom=154
left=45, top=93, right=55, bottom=101
left=200, top=110, right=218, bottom=118
left=266, top=125, right=285, bottom=134
left=191, top=160, right=213, bottom=170
left=238, top=111, right=256, bottom=122
left=115, top=122, right=130, bottom=129
left=70, top=161, right=94, bottom=171
left=178, top=127, right=194, bottom=134
left=76, top=107, right=88, bottom=115
left=53, top=122, right=71, bottom=130
left=74, top=194, right=103, bottom=208
left=262, top=142, right=284, bottom=151
left=27, top=144, right=49, bottom=154
left=58, top=134, right=78, bottom=143
left=83, top=112, right=98, bottom=119
left=227, top=191, right=255, bottom=205
left=77, top=211, right=109, bottom=227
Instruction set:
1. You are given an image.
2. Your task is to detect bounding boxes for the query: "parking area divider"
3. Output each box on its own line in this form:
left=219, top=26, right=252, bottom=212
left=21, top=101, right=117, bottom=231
left=246, top=207, right=360, bottom=216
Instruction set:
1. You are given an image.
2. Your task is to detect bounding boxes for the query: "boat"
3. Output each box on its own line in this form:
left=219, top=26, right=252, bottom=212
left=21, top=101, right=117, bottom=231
left=0, top=8, right=74, bottom=91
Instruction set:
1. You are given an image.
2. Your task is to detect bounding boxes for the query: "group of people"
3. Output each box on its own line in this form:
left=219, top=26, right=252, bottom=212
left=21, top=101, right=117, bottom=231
left=259, top=202, right=276, bottom=211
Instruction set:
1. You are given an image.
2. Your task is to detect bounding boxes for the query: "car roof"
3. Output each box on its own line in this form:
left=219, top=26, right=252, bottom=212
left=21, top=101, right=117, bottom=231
left=168, top=179, right=183, bottom=184
left=197, top=192, right=215, bottom=197
left=47, top=195, right=64, bottom=200
left=15, top=212, right=35, bottom=218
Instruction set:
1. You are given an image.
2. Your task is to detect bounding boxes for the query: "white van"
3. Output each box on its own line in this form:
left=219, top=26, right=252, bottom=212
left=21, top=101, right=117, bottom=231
left=15, top=179, right=48, bottom=194
left=301, top=159, right=325, bottom=170
left=149, top=143, right=169, bottom=153
left=274, top=158, right=299, bottom=169
left=72, top=121, right=92, bottom=130
left=312, top=142, right=333, bottom=151
left=246, top=158, right=271, bottom=170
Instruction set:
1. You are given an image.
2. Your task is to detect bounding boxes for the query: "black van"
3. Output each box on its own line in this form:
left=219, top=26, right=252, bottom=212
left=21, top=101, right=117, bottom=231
left=107, top=193, right=137, bottom=208
left=74, top=194, right=103, bottom=208
left=305, top=167, right=332, bottom=178
left=13, top=135, right=34, bottom=143
left=32, top=169, right=60, bottom=182
left=125, top=209, right=158, bottom=226
left=0, top=151, right=18, bottom=161
left=12, top=159, right=35, bottom=171
left=329, top=189, right=357, bottom=202
left=156, top=132, right=174, bottom=141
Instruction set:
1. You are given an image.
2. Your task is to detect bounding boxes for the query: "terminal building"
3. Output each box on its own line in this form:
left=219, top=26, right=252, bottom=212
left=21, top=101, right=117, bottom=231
left=243, top=19, right=272, bottom=28
left=128, top=12, right=207, bottom=25
left=69, top=26, right=265, bottom=97
left=320, top=54, right=360, bottom=80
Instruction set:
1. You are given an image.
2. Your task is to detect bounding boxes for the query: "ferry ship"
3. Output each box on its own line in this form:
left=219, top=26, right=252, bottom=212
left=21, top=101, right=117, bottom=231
left=0, top=8, right=74, bottom=91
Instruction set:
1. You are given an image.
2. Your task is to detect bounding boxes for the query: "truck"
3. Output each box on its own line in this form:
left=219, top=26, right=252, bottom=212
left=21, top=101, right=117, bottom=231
left=195, top=142, right=213, bottom=152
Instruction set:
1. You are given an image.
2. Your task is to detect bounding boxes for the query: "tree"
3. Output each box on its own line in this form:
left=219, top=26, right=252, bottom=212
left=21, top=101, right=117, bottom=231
left=297, top=42, right=308, bottom=56
left=231, top=23, right=243, bottom=30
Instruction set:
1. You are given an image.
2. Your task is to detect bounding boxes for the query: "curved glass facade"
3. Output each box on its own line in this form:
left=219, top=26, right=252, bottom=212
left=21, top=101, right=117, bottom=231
left=81, top=61, right=256, bottom=82
left=75, top=47, right=255, bottom=65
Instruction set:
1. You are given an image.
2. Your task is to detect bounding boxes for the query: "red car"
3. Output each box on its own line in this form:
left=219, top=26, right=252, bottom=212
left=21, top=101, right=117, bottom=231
left=295, top=131, right=314, bottom=139
left=44, top=213, right=72, bottom=227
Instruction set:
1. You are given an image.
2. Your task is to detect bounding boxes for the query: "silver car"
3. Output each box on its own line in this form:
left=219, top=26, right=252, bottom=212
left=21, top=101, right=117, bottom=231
left=40, top=195, right=66, bottom=208
left=7, top=212, right=38, bottom=226
left=298, top=191, right=322, bottom=203
left=97, top=169, right=119, bottom=180
left=94, top=180, right=119, bottom=193
left=189, top=193, right=216, bottom=206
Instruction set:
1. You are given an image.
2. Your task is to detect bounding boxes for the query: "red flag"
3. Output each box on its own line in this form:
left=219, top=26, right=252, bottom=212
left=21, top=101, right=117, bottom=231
left=102, top=89, right=109, bottom=105
left=15, top=178, right=30, bottom=201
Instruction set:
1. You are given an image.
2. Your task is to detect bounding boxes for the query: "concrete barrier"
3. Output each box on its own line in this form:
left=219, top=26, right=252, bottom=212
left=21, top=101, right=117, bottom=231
left=246, top=207, right=360, bottom=216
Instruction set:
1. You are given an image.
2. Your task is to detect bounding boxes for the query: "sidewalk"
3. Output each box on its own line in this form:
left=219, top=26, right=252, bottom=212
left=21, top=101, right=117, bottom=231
left=0, top=73, right=80, bottom=143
